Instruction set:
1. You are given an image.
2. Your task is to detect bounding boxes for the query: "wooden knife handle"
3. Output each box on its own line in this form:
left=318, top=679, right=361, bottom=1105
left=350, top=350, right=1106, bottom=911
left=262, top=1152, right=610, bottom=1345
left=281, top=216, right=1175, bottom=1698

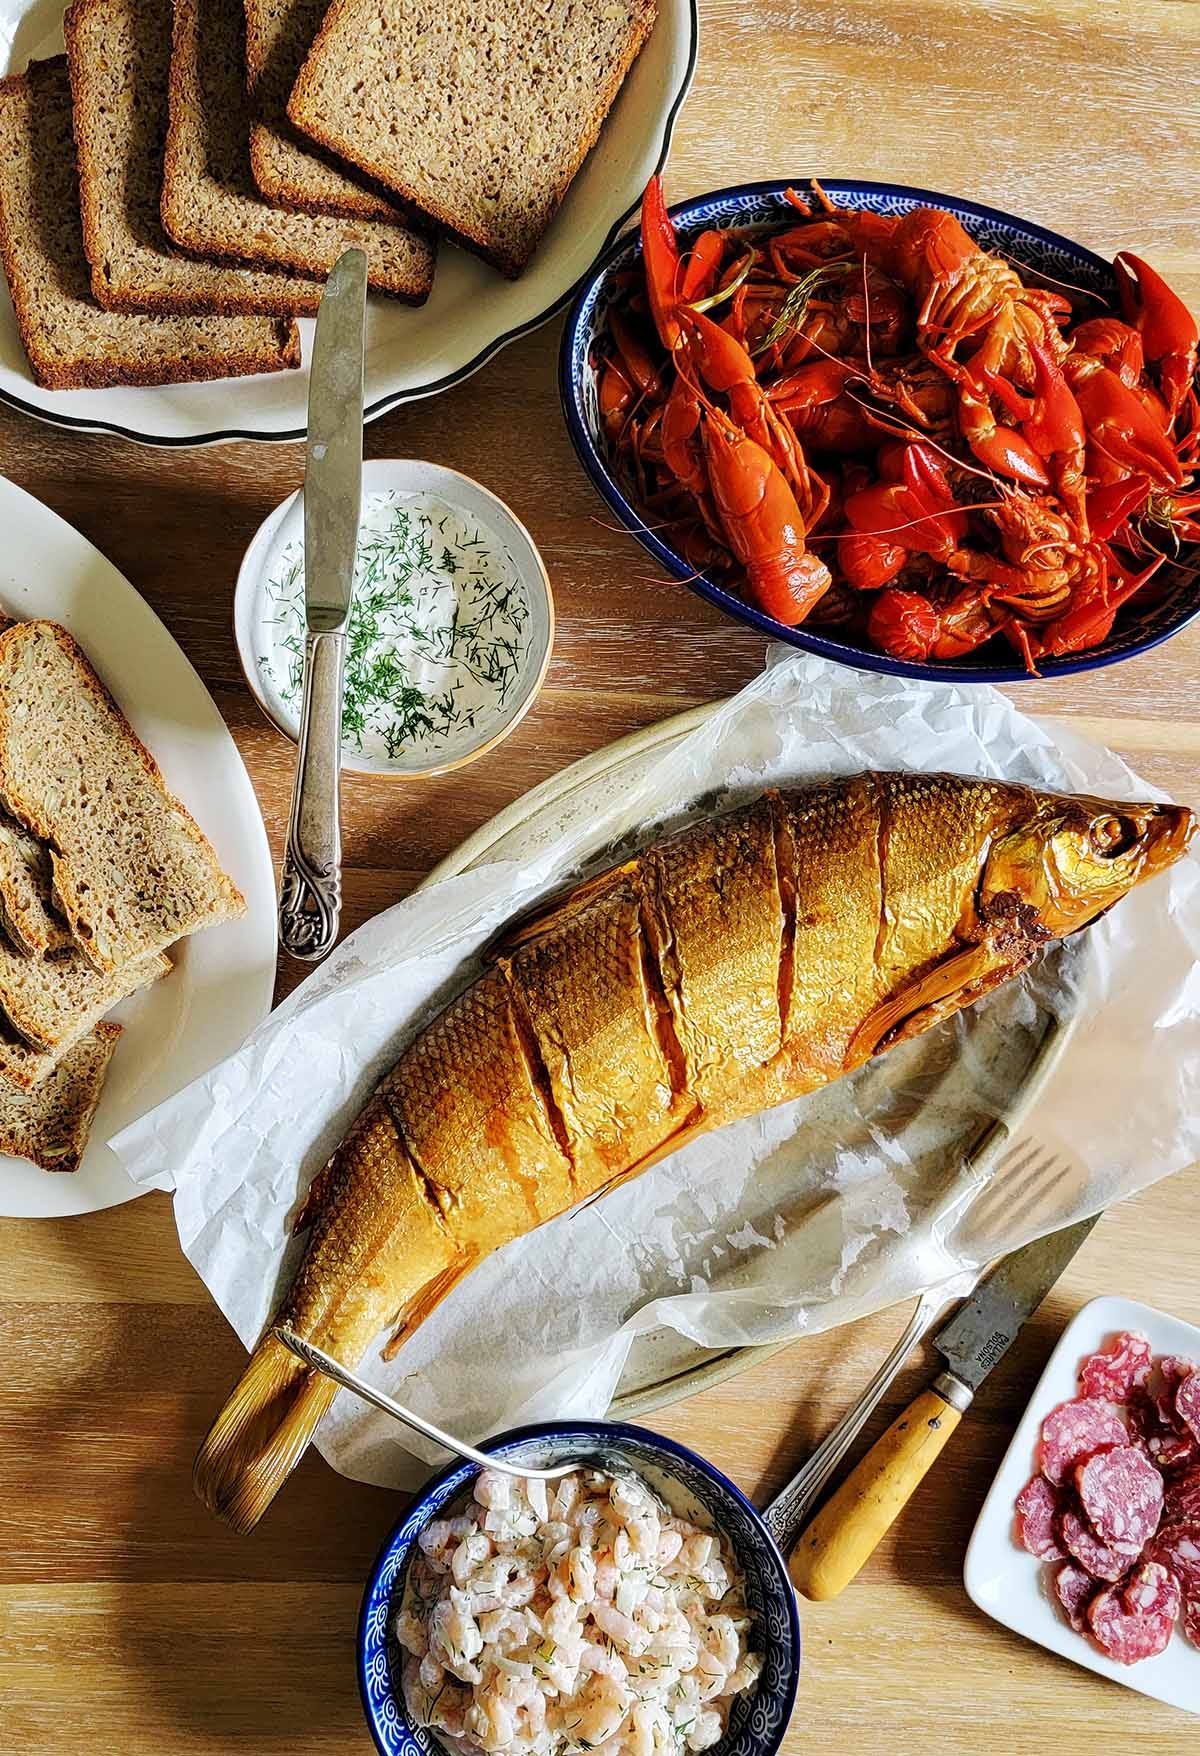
left=788, top=1378, right=968, bottom=1602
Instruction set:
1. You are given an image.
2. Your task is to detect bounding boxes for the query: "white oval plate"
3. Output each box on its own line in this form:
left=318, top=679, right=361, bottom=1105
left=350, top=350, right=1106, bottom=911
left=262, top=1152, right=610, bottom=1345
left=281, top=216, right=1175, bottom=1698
left=964, top=1294, right=1200, bottom=1716
left=0, top=474, right=277, bottom=1217
left=0, top=0, right=697, bottom=445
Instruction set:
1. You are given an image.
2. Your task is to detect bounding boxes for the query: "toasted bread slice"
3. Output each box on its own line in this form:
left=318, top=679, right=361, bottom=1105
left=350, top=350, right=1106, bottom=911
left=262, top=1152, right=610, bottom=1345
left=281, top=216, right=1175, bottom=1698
left=0, top=621, right=245, bottom=972
left=0, top=814, right=73, bottom=957
left=65, top=0, right=315, bottom=318
left=288, top=0, right=657, bottom=277
left=245, top=0, right=401, bottom=222
left=162, top=0, right=435, bottom=301
left=0, top=57, right=301, bottom=389
left=0, top=1019, right=121, bottom=1171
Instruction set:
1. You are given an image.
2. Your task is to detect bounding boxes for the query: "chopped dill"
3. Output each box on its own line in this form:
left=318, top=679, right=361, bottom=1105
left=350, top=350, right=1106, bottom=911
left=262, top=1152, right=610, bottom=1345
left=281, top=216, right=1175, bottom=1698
left=260, top=491, right=531, bottom=759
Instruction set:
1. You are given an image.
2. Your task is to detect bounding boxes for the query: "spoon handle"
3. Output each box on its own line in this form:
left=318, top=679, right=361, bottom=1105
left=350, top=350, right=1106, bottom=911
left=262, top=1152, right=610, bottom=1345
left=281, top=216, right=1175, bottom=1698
left=273, top=1328, right=572, bottom=1482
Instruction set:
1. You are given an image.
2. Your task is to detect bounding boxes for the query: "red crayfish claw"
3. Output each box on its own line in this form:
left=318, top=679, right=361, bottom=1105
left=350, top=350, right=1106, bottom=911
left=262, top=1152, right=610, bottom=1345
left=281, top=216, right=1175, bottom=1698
left=1114, top=251, right=1200, bottom=426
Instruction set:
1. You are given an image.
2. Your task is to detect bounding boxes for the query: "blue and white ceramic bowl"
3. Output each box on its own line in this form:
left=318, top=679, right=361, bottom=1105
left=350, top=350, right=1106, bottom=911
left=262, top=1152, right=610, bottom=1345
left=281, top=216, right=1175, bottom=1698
left=560, top=178, right=1199, bottom=684
left=358, top=1420, right=801, bottom=1756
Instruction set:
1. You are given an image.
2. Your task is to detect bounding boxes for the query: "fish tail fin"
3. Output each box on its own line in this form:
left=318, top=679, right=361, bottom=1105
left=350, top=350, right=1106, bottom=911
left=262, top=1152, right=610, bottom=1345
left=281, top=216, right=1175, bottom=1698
left=193, top=1332, right=337, bottom=1533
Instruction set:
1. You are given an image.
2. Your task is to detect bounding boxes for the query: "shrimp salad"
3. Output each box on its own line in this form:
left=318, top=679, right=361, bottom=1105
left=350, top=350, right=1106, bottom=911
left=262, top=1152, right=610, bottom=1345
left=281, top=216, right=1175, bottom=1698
left=394, top=1468, right=762, bottom=1756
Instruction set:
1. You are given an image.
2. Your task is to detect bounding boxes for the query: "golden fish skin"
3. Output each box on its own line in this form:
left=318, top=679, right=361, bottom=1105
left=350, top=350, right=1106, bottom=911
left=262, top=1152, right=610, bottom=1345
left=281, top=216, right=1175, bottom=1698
left=505, top=877, right=688, bottom=1189
left=382, top=964, right=575, bottom=1238
left=195, top=772, right=1194, bottom=1532
left=641, top=795, right=783, bottom=1116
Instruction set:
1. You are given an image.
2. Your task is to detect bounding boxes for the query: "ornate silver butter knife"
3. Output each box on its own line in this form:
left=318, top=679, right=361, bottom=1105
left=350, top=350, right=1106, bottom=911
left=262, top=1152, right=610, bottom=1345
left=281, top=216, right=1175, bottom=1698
left=279, top=248, right=367, bottom=961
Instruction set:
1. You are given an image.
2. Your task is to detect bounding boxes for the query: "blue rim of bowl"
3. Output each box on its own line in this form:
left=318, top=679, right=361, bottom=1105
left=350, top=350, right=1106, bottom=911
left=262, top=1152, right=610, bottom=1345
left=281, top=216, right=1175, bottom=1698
left=0, top=3, right=699, bottom=449
left=558, top=177, right=1200, bottom=684
left=357, top=1418, right=802, bottom=1756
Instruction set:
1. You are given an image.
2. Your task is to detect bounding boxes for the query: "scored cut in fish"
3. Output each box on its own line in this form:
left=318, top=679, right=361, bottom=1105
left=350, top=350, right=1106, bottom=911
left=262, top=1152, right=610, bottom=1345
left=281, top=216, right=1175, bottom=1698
left=195, top=770, right=1194, bottom=1532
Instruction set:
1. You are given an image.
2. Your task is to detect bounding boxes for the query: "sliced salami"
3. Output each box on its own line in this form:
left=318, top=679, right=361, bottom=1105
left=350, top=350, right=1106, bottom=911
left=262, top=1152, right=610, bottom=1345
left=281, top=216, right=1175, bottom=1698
left=1079, top=1331, right=1153, bottom=1402
left=1150, top=1524, right=1200, bottom=1592
left=1054, top=1562, right=1096, bottom=1632
left=1147, top=1430, right=1200, bottom=1471
left=1184, top=1598, right=1200, bottom=1651
left=1015, top=1475, right=1064, bottom=1561
left=1164, top=1465, right=1200, bottom=1526
left=1175, top=1370, right=1200, bottom=1444
left=1121, top=1559, right=1181, bottom=1620
left=1059, top=1506, right=1138, bottom=1582
left=1076, top=1445, right=1164, bottom=1550
left=1039, top=1397, right=1127, bottom=1486
left=1153, top=1356, right=1195, bottom=1431
left=1087, top=1582, right=1175, bottom=1665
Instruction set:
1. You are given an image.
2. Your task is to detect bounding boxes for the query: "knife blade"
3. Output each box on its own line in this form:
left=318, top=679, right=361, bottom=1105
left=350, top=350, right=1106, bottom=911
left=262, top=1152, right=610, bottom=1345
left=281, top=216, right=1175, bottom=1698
left=934, top=1214, right=1101, bottom=1395
left=789, top=1211, right=1103, bottom=1601
left=278, top=248, right=367, bottom=962
left=304, top=248, right=366, bottom=633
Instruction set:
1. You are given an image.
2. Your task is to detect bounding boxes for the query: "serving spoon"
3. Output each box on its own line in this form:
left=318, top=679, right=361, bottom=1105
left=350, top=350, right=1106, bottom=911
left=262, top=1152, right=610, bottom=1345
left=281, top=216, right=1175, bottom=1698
left=276, top=1327, right=592, bottom=1484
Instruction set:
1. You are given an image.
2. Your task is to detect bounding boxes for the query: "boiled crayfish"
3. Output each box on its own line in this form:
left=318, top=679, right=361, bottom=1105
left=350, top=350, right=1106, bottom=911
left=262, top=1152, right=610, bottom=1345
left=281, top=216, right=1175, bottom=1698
left=596, top=177, right=1199, bottom=670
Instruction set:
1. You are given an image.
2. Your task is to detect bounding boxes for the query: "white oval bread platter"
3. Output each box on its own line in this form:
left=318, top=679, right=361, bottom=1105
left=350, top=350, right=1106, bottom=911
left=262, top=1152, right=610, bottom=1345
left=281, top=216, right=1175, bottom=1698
left=0, top=0, right=697, bottom=445
left=0, top=474, right=276, bottom=1218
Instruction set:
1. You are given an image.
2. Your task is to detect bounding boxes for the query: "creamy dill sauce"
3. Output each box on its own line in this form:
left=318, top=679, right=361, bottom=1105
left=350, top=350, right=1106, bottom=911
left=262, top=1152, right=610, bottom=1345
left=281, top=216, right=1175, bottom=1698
left=257, top=490, right=532, bottom=765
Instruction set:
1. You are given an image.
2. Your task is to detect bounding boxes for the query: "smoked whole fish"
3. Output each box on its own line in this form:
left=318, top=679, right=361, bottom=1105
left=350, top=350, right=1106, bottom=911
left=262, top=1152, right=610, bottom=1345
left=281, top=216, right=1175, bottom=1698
left=196, top=772, right=1194, bottom=1531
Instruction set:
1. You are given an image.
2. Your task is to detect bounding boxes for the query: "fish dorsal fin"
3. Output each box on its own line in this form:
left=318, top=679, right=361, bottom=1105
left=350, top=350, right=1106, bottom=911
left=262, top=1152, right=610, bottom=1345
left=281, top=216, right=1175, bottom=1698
left=487, top=859, right=639, bottom=957
left=845, top=940, right=1004, bottom=1065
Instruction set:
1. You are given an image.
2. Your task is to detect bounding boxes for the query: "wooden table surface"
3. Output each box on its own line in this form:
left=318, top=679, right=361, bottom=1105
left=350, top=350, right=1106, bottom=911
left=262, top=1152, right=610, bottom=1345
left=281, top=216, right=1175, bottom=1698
left=2, top=0, right=1199, bottom=1749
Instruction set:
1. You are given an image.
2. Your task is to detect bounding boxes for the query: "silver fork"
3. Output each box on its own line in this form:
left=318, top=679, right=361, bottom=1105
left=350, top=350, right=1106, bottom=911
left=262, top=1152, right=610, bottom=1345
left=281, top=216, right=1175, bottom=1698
left=762, top=1133, right=1089, bottom=1548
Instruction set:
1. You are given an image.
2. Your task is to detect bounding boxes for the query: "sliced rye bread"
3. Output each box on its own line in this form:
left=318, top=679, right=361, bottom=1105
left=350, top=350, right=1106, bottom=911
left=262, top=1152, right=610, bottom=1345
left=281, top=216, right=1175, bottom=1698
left=288, top=0, right=657, bottom=278
left=0, top=934, right=170, bottom=1054
left=0, top=58, right=300, bottom=389
left=162, top=0, right=435, bottom=301
left=0, top=813, right=73, bottom=956
left=245, top=0, right=402, bottom=222
left=65, top=0, right=316, bottom=318
left=0, top=621, right=245, bottom=973
left=0, top=1019, right=121, bottom=1171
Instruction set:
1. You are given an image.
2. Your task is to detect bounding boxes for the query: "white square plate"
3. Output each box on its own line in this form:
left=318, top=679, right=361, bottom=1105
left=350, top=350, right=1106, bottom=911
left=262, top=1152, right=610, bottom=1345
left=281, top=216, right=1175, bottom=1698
left=964, top=1293, right=1200, bottom=1715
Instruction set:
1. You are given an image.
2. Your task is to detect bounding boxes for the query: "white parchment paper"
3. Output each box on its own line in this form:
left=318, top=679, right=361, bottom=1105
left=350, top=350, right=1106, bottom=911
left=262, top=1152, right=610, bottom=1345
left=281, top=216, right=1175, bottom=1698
left=112, top=649, right=1200, bottom=1488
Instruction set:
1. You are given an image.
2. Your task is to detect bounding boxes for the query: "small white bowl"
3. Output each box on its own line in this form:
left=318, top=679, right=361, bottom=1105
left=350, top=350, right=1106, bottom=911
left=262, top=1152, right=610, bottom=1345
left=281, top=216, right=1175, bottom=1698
left=964, top=1294, right=1200, bottom=1715
left=234, top=459, right=554, bottom=777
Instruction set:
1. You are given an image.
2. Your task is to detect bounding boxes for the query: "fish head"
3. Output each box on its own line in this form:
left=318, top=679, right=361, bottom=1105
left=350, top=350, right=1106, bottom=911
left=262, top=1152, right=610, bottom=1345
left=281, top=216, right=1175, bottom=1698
left=980, top=791, right=1195, bottom=938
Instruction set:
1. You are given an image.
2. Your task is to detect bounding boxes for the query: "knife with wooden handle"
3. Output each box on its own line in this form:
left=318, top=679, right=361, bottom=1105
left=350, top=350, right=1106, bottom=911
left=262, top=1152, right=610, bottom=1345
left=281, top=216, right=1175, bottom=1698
left=788, top=1214, right=1101, bottom=1601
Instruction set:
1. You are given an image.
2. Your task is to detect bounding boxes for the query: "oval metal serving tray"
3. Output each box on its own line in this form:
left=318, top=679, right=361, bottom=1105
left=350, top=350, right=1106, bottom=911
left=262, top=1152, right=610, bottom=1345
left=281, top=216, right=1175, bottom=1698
left=421, top=705, right=1080, bottom=1418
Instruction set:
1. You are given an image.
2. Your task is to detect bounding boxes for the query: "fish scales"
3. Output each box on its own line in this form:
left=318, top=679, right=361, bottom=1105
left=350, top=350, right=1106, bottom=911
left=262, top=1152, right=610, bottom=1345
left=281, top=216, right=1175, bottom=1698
left=642, top=795, right=783, bottom=1113
left=506, top=878, right=684, bottom=1187
left=194, top=772, right=1194, bottom=1531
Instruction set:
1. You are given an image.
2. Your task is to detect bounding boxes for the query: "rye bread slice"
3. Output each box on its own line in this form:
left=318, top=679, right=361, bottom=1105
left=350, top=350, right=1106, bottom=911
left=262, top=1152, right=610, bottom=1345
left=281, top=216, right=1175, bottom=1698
left=163, top=0, right=435, bottom=300
left=65, top=0, right=315, bottom=318
left=0, top=58, right=300, bottom=389
left=245, top=0, right=402, bottom=222
left=0, top=813, right=73, bottom=956
left=0, top=621, right=245, bottom=973
left=0, top=934, right=170, bottom=1054
left=0, top=1019, right=121, bottom=1171
left=288, top=0, right=657, bottom=277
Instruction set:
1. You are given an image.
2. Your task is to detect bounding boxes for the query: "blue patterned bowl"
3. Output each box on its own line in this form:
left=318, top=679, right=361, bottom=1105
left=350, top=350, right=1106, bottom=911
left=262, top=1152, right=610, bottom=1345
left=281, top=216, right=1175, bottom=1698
left=358, top=1420, right=801, bottom=1756
left=559, top=178, right=1199, bottom=683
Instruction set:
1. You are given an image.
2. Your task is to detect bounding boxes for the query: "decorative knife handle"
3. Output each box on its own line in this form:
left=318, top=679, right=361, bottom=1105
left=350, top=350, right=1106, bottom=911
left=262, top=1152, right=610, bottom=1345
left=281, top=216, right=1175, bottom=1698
left=280, top=628, right=345, bottom=962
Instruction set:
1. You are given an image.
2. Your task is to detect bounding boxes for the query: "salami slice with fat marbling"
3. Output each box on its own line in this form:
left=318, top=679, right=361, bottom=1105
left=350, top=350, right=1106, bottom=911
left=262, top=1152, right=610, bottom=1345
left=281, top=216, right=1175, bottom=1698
left=1079, top=1331, right=1154, bottom=1402
left=1058, top=1506, right=1138, bottom=1582
left=1184, top=1597, right=1200, bottom=1651
left=1054, top=1562, right=1096, bottom=1632
left=1175, top=1370, right=1200, bottom=1443
left=1015, top=1475, right=1064, bottom=1561
left=1121, top=1559, right=1181, bottom=1620
left=1039, top=1397, right=1127, bottom=1486
left=1088, top=1581, right=1175, bottom=1665
left=1076, top=1445, right=1164, bottom=1550
left=1150, top=1524, right=1200, bottom=1592
left=1164, top=1465, right=1200, bottom=1526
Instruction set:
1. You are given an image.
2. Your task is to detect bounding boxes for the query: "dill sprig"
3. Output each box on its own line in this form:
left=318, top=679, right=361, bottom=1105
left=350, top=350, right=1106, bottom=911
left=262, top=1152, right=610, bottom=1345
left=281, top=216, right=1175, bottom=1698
left=754, top=259, right=853, bottom=355
left=260, top=494, right=531, bottom=759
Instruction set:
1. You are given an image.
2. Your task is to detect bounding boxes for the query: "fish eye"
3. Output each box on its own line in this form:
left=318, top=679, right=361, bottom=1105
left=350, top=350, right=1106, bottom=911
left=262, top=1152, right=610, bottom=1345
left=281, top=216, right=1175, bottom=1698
left=1091, top=813, right=1139, bottom=859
